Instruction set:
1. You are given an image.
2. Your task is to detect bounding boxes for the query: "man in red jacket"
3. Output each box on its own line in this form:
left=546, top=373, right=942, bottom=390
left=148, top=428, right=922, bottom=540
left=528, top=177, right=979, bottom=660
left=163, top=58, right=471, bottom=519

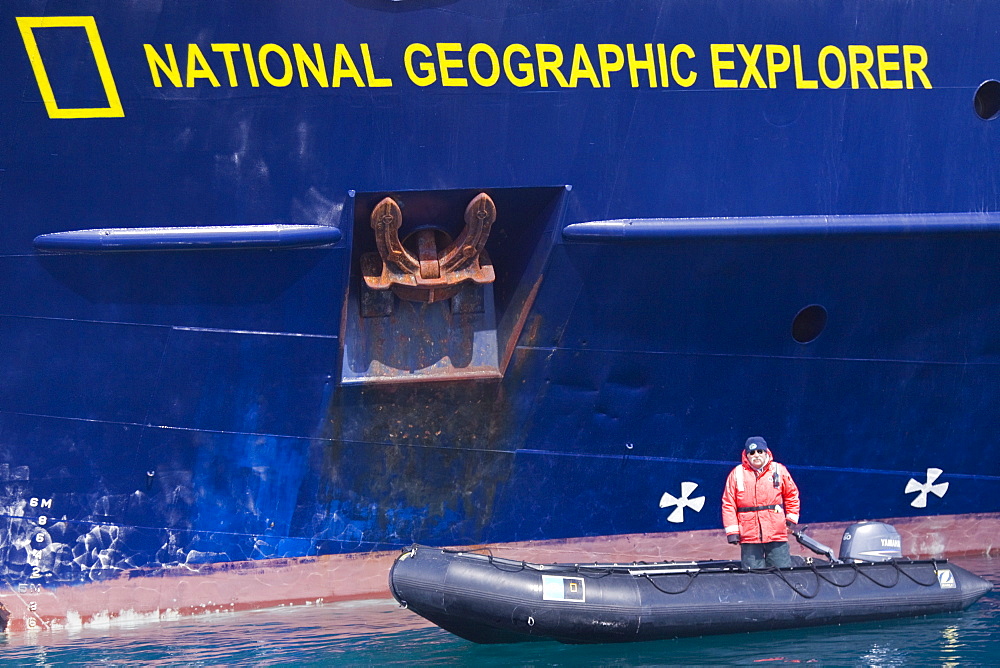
left=721, top=436, right=801, bottom=569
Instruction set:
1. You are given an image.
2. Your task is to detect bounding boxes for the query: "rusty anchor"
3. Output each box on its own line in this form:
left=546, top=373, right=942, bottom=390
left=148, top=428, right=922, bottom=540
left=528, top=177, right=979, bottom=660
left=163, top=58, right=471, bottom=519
left=361, top=193, right=496, bottom=304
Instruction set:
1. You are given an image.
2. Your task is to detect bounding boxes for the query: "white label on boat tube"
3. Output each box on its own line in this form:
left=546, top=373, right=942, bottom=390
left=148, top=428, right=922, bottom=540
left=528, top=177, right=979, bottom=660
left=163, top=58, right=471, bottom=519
left=542, top=575, right=586, bottom=602
left=936, top=569, right=956, bottom=589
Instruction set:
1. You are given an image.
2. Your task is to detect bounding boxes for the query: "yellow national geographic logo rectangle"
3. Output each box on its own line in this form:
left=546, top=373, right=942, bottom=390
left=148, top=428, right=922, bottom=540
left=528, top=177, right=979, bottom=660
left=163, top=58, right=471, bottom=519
left=541, top=575, right=586, bottom=602
left=17, top=16, right=124, bottom=119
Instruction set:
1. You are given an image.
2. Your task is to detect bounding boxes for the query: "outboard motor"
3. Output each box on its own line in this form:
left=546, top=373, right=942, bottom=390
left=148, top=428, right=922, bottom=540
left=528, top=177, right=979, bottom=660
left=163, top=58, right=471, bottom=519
left=839, top=521, right=903, bottom=562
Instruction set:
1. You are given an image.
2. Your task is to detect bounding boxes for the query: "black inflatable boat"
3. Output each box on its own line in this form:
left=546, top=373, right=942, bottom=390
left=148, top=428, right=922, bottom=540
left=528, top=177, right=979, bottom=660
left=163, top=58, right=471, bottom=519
left=389, top=523, right=993, bottom=644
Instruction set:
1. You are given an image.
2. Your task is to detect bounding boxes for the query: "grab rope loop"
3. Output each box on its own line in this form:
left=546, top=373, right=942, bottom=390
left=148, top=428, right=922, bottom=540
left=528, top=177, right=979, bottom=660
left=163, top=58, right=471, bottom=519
left=445, top=545, right=494, bottom=556
left=644, top=570, right=701, bottom=595
left=896, top=559, right=940, bottom=587
left=854, top=562, right=901, bottom=588
left=810, top=563, right=859, bottom=588
left=487, top=557, right=528, bottom=573
left=770, top=567, right=822, bottom=599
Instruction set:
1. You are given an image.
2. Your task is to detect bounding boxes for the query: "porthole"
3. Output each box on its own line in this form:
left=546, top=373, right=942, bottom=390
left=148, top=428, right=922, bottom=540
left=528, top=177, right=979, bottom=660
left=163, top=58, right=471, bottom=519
left=974, top=80, right=1000, bottom=120
left=792, top=304, right=827, bottom=344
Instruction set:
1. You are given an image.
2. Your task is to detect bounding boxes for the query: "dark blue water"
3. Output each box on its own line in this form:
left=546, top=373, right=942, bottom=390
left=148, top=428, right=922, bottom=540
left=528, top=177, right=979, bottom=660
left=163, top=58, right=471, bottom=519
left=2, top=556, right=996, bottom=666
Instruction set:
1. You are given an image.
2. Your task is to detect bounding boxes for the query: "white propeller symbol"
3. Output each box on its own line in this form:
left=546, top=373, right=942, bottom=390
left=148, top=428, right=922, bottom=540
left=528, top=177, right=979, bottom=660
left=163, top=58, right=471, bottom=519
left=659, top=482, right=706, bottom=523
left=904, top=468, right=949, bottom=508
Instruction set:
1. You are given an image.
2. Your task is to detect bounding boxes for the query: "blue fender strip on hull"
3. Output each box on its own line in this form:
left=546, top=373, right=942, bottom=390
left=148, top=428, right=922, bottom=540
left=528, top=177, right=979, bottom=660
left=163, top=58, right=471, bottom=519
left=562, top=212, right=1000, bottom=242
left=32, top=224, right=342, bottom=251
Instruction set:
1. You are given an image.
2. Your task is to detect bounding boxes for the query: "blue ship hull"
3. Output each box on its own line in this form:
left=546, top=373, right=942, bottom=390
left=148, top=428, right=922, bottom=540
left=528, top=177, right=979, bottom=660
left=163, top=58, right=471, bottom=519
left=1, top=0, right=998, bottom=630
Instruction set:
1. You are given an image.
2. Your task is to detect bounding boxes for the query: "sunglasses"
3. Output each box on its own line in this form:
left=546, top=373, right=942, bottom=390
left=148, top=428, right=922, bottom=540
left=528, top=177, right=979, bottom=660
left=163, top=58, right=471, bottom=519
left=748, top=449, right=768, bottom=455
